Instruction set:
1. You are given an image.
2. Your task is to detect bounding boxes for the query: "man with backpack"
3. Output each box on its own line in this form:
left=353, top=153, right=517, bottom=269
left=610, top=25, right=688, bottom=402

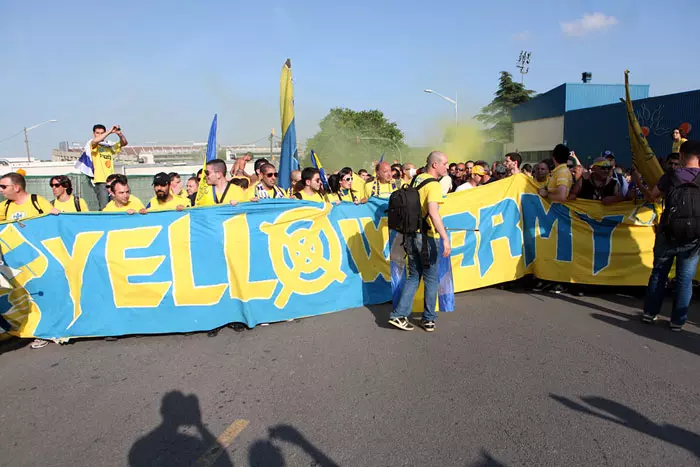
left=387, top=151, right=451, bottom=332
left=639, top=140, right=700, bottom=332
left=0, top=172, right=58, bottom=222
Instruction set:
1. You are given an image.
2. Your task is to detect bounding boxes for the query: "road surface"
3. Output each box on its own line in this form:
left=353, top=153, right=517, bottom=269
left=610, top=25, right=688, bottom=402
left=1, top=286, right=699, bottom=466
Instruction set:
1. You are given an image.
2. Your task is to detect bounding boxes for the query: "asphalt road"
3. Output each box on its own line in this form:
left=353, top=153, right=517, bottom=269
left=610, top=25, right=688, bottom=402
left=1, top=285, right=700, bottom=467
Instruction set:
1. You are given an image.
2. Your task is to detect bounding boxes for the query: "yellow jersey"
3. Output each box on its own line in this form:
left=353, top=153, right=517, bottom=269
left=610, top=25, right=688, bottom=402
left=534, top=178, right=549, bottom=189
left=102, top=197, right=145, bottom=212
left=295, top=190, right=329, bottom=203
left=197, top=183, right=247, bottom=207
left=91, top=141, right=122, bottom=183
left=333, top=188, right=360, bottom=203
left=364, top=180, right=399, bottom=199
left=146, top=195, right=191, bottom=212
left=0, top=194, right=53, bottom=222
left=52, top=195, right=89, bottom=213
left=547, top=164, right=572, bottom=197
left=672, top=138, right=687, bottom=154
left=414, top=174, right=444, bottom=239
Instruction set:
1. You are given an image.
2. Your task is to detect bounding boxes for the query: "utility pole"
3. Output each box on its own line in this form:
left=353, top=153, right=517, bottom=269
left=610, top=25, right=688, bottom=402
left=24, top=127, right=30, bottom=161
left=516, top=50, right=531, bottom=85
left=269, top=128, right=275, bottom=161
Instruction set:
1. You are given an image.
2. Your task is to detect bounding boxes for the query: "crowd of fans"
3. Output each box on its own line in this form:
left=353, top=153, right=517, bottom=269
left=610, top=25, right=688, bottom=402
left=0, top=124, right=697, bottom=345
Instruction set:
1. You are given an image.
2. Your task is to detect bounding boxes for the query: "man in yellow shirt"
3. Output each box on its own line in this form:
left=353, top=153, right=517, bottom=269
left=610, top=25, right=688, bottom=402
left=389, top=151, right=451, bottom=333
left=249, top=163, right=288, bottom=200
left=168, top=172, right=186, bottom=198
left=90, top=124, right=128, bottom=210
left=143, top=172, right=190, bottom=212
left=0, top=172, right=57, bottom=222
left=294, top=167, right=330, bottom=203
left=102, top=175, right=144, bottom=214
left=49, top=175, right=89, bottom=212
left=197, top=159, right=246, bottom=207
left=365, top=162, right=399, bottom=199
left=533, top=161, right=550, bottom=189
left=539, top=144, right=572, bottom=202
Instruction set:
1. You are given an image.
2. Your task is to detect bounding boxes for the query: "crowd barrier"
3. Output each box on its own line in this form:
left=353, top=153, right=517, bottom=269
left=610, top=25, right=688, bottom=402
left=0, top=174, right=662, bottom=339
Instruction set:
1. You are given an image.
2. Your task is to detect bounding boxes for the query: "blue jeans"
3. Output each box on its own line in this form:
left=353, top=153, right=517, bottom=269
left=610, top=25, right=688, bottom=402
left=643, top=231, right=700, bottom=325
left=391, top=233, right=439, bottom=322
left=94, top=182, right=110, bottom=211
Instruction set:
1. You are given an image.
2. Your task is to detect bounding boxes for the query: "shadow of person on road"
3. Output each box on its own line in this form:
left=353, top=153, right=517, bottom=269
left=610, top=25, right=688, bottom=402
left=128, top=391, right=232, bottom=467
left=467, top=448, right=508, bottom=466
left=511, top=289, right=700, bottom=357
left=248, top=424, right=339, bottom=467
left=550, top=394, right=700, bottom=459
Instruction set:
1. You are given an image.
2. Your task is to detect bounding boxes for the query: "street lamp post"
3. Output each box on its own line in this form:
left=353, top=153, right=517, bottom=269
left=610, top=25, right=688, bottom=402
left=424, top=89, right=458, bottom=125
left=23, top=119, right=58, bottom=161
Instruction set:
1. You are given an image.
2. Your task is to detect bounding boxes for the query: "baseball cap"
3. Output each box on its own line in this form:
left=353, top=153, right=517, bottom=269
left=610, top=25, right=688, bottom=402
left=592, top=158, right=612, bottom=168
left=471, top=165, right=486, bottom=176
left=602, top=150, right=615, bottom=159
left=152, top=172, right=171, bottom=186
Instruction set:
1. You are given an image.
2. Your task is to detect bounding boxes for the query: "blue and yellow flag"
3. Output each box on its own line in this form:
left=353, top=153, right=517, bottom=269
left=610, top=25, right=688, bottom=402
left=279, top=59, right=297, bottom=190
left=310, top=150, right=329, bottom=190
left=195, top=114, right=217, bottom=204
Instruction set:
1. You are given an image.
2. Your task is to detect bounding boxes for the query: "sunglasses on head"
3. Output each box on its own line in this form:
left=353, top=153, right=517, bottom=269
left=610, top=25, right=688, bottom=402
left=264, top=172, right=279, bottom=178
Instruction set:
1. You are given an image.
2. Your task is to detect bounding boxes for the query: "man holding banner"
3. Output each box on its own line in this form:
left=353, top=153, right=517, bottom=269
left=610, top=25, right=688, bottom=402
left=197, top=159, right=246, bottom=207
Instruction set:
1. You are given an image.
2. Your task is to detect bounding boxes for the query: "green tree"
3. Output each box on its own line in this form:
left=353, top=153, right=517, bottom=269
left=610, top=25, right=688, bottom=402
left=306, top=108, right=406, bottom=170
left=476, top=71, right=535, bottom=143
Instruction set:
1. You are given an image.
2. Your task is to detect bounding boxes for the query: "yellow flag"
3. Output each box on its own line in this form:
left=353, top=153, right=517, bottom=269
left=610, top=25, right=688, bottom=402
left=625, top=70, right=663, bottom=187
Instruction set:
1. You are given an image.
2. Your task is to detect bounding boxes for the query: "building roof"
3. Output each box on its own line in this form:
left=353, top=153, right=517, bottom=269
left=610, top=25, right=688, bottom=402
left=512, top=83, right=650, bottom=123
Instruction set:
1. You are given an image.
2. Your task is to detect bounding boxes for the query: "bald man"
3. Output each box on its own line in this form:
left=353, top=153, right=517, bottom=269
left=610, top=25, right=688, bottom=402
left=365, top=161, right=398, bottom=199
left=288, top=170, right=302, bottom=197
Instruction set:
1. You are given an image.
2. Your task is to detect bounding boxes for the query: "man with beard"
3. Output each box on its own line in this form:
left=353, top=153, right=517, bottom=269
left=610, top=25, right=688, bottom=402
left=248, top=163, right=288, bottom=199
left=143, top=172, right=190, bottom=212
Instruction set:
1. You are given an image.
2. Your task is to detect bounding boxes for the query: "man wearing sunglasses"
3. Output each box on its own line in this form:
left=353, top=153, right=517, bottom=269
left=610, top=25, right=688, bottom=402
left=249, top=163, right=287, bottom=200
left=197, top=159, right=246, bottom=207
left=49, top=175, right=89, bottom=212
left=574, top=158, right=622, bottom=204
left=0, top=172, right=58, bottom=222
left=143, top=172, right=190, bottom=212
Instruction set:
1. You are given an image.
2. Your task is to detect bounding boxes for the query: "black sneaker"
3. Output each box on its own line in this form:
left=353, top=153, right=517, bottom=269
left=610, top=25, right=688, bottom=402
left=641, top=313, right=658, bottom=324
left=532, top=281, right=549, bottom=292
left=421, top=320, right=436, bottom=332
left=388, top=317, right=415, bottom=331
left=670, top=322, right=684, bottom=332
left=551, top=284, right=564, bottom=294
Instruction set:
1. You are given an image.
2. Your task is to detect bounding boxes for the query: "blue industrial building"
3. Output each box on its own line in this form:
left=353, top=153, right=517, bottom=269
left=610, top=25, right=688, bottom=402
left=510, top=82, right=699, bottom=169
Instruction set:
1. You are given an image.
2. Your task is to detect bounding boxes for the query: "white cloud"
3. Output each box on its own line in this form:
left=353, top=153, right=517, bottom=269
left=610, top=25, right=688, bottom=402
left=512, top=31, right=531, bottom=41
left=561, top=12, right=618, bottom=37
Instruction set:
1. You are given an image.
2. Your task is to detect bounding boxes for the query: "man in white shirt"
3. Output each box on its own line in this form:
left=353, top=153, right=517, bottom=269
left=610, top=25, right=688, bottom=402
left=455, top=165, right=485, bottom=191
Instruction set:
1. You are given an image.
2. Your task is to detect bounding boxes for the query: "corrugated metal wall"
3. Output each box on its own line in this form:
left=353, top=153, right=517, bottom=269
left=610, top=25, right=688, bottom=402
left=512, top=83, right=650, bottom=123
left=564, top=89, right=700, bottom=168
left=512, top=85, right=566, bottom=123
left=564, top=84, right=649, bottom=112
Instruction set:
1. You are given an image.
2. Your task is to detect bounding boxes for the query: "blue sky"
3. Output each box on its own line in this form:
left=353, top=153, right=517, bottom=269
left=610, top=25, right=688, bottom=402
left=1, top=0, right=698, bottom=159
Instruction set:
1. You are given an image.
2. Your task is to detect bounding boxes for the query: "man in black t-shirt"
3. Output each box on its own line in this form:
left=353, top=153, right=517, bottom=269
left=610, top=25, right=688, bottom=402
left=576, top=158, right=622, bottom=204
left=637, top=140, right=700, bottom=332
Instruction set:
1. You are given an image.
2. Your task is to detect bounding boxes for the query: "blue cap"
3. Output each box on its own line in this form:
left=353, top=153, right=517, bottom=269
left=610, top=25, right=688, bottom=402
left=602, top=150, right=615, bottom=159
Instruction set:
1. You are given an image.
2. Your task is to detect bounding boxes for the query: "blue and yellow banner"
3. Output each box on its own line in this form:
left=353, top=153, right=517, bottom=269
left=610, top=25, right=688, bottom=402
left=0, top=174, right=660, bottom=339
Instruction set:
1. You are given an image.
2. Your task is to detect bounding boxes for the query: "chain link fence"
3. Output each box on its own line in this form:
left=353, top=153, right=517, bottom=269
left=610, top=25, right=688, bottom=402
left=20, top=173, right=193, bottom=211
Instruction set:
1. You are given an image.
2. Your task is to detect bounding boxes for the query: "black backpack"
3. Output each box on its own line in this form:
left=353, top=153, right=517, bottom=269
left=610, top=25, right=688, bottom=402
left=387, top=176, right=438, bottom=266
left=661, top=171, right=700, bottom=242
left=50, top=196, right=82, bottom=212
left=4, top=194, right=43, bottom=219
